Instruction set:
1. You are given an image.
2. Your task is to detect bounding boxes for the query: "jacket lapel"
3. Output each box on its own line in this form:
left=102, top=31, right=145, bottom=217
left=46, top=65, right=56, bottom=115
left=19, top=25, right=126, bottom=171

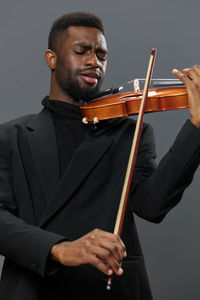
left=39, top=132, right=113, bottom=227
left=26, top=109, right=60, bottom=203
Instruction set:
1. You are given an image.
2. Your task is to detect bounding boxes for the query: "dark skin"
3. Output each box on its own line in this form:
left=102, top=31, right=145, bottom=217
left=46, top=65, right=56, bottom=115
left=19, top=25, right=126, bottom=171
left=45, top=26, right=200, bottom=277
left=173, top=66, right=200, bottom=128
left=46, top=26, right=126, bottom=277
left=45, top=26, right=108, bottom=105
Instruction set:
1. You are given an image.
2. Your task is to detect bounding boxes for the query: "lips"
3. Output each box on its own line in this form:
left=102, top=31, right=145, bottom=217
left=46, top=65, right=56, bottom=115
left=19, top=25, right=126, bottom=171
left=79, top=70, right=101, bottom=85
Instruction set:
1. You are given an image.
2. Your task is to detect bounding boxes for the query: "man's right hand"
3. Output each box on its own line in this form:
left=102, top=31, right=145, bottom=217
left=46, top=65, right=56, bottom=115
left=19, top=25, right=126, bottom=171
left=50, top=229, right=127, bottom=276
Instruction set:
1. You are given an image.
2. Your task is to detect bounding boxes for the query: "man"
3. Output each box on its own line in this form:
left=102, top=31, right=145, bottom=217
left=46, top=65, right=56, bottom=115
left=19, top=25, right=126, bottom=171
left=0, top=11, right=200, bottom=300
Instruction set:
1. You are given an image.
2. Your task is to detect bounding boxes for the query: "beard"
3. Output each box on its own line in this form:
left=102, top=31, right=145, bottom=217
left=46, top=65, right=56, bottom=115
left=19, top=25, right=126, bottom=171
left=56, top=67, right=103, bottom=103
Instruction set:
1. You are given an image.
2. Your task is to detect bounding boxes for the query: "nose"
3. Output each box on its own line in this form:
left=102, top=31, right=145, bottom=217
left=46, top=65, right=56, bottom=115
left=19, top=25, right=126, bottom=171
left=84, top=52, right=99, bottom=68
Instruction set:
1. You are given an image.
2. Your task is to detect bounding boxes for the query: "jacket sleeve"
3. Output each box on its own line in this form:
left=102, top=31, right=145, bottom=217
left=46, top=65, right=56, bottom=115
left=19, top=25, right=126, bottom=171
left=0, top=128, right=65, bottom=277
left=131, top=120, right=200, bottom=223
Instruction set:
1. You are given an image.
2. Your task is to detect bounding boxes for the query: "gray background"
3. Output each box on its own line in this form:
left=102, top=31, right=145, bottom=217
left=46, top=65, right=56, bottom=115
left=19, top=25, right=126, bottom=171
left=0, top=0, right=200, bottom=299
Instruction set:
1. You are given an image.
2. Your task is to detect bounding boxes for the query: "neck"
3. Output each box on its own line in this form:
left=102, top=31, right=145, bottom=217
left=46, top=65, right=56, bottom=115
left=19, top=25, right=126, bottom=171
left=49, top=76, right=79, bottom=106
left=49, top=89, right=79, bottom=106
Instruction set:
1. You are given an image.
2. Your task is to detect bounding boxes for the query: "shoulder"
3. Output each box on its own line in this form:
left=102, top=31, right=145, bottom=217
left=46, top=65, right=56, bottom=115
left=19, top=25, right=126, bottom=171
left=0, top=114, right=36, bottom=138
left=0, top=114, right=35, bottom=128
left=0, top=107, right=51, bottom=132
left=0, top=115, right=33, bottom=155
left=0, top=108, right=52, bottom=157
left=0, top=112, right=42, bottom=151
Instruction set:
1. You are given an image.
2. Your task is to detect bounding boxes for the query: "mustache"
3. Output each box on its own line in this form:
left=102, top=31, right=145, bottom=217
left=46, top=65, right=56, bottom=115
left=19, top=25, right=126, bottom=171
left=75, top=68, right=102, bottom=79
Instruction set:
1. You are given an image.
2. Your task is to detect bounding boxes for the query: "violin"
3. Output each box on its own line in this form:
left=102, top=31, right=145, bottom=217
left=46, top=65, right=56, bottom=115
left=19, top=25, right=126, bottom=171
left=80, top=86, right=188, bottom=124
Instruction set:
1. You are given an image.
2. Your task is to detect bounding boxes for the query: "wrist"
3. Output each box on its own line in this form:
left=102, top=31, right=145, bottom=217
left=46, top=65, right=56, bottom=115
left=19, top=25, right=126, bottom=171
left=50, top=241, right=69, bottom=262
left=50, top=243, right=60, bottom=262
left=191, top=117, right=200, bottom=128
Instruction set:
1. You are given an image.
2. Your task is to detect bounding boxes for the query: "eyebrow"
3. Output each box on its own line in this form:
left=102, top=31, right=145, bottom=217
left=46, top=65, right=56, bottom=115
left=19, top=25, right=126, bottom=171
left=74, top=42, right=108, bottom=55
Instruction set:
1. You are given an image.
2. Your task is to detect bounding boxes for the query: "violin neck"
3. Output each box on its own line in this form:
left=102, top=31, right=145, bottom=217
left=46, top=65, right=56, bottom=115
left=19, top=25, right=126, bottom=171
left=152, top=79, right=184, bottom=87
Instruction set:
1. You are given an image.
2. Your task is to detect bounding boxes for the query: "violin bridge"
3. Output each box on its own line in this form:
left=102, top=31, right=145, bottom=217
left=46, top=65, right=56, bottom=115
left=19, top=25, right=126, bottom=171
left=133, top=79, right=140, bottom=92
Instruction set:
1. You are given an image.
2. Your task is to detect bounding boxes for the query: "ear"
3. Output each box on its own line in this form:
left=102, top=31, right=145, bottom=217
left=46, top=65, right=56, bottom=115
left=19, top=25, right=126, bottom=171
left=45, top=49, right=57, bottom=70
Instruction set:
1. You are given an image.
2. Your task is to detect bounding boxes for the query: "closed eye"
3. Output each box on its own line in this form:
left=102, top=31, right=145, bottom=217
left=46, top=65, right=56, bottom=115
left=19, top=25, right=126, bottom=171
left=74, top=50, right=86, bottom=55
left=97, top=52, right=107, bottom=61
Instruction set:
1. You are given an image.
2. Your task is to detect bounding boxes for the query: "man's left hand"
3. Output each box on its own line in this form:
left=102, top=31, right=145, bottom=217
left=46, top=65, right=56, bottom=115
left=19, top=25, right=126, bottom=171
left=172, top=65, right=200, bottom=128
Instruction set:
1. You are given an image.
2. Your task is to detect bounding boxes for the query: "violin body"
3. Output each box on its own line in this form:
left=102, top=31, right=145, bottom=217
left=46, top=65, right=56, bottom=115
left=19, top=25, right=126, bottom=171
left=80, top=87, right=188, bottom=122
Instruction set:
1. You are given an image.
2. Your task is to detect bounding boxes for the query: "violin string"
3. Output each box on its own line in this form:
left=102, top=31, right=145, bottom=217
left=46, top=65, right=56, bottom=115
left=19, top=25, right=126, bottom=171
left=117, top=78, right=183, bottom=90
left=129, top=78, right=181, bottom=81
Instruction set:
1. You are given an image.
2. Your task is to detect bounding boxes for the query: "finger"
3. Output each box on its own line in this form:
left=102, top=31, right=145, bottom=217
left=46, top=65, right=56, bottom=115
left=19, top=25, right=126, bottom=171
left=100, top=233, right=126, bottom=258
left=98, top=239, right=123, bottom=264
left=96, top=246, right=123, bottom=275
left=172, top=68, right=191, bottom=85
left=86, top=246, right=123, bottom=276
left=87, top=232, right=123, bottom=265
left=91, top=229, right=127, bottom=257
left=173, top=66, right=200, bottom=82
left=181, top=67, right=199, bottom=81
left=182, top=65, right=200, bottom=78
left=82, top=234, right=123, bottom=271
left=193, top=65, right=200, bottom=76
left=88, top=254, right=114, bottom=276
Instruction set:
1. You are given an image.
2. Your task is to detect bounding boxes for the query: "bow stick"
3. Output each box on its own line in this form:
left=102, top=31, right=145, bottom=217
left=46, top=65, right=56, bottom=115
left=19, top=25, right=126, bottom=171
left=106, top=48, right=157, bottom=290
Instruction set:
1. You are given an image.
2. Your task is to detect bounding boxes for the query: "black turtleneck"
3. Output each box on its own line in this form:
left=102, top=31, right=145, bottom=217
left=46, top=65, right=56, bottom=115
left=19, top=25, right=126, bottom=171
left=42, top=96, right=87, bottom=176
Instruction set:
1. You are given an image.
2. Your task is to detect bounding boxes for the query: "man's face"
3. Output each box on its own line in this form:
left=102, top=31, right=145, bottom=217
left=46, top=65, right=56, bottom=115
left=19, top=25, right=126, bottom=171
left=54, top=26, right=108, bottom=103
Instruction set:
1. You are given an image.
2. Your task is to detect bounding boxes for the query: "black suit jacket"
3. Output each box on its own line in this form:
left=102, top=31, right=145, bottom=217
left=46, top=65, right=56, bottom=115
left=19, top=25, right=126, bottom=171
left=0, top=107, right=200, bottom=300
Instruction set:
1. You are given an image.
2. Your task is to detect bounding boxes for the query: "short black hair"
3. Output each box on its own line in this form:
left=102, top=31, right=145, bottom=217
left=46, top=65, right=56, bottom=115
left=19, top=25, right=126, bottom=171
left=48, top=11, right=104, bottom=51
